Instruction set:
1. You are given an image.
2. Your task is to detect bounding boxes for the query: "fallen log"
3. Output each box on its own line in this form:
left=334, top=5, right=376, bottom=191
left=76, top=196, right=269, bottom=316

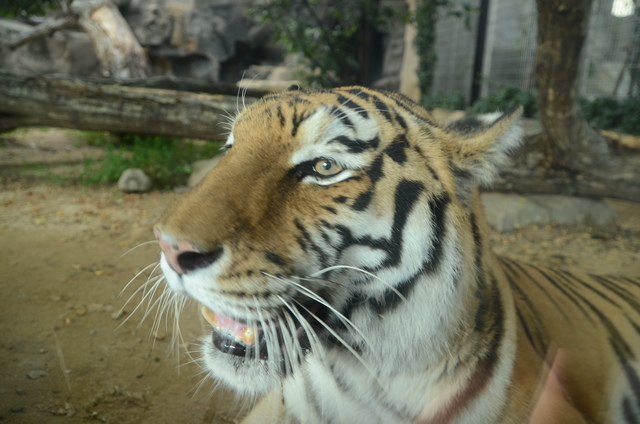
left=82, top=75, right=273, bottom=98
left=0, top=70, right=255, bottom=141
left=0, top=70, right=637, bottom=201
left=492, top=133, right=640, bottom=203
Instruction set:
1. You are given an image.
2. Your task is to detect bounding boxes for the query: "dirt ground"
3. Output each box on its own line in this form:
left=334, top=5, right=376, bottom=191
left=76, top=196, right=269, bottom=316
left=1, top=129, right=639, bottom=424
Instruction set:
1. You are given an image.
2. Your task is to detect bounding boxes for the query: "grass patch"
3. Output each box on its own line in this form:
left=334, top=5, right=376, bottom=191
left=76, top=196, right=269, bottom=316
left=81, top=134, right=222, bottom=189
left=18, top=161, right=74, bottom=185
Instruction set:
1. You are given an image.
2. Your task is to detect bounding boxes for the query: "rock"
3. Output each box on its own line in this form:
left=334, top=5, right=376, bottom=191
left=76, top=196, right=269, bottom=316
left=123, top=0, right=269, bottom=81
left=117, top=168, right=152, bottom=193
left=482, top=193, right=618, bottom=232
left=26, top=370, right=48, bottom=379
left=188, top=155, right=223, bottom=187
left=0, top=18, right=99, bottom=76
left=237, top=64, right=301, bottom=92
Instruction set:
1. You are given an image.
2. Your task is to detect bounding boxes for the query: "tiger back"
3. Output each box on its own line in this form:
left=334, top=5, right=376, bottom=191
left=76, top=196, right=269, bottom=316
left=152, top=86, right=640, bottom=423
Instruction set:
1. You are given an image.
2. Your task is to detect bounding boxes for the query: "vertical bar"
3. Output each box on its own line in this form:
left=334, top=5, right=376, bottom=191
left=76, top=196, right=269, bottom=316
left=471, top=0, right=491, bottom=103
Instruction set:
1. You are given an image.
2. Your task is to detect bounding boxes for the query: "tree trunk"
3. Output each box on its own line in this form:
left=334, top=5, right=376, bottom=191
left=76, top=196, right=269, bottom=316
left=534, top=0, right=609, bottom=169
left=0, top=70, right=249, bottom=141
left=70, top=0, right=150, bottom=78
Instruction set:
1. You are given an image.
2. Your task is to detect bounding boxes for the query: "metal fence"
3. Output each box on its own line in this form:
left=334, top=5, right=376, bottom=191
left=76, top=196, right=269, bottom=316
left=430, top=0, right=640, bottom=104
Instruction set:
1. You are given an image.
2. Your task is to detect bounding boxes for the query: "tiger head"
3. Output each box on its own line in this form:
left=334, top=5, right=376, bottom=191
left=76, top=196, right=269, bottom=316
left=153, top=87, right=522, bottom=396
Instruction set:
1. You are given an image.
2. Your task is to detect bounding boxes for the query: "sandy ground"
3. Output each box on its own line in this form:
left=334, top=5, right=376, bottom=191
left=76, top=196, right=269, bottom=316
left=1, top=129, right=639, bottom=424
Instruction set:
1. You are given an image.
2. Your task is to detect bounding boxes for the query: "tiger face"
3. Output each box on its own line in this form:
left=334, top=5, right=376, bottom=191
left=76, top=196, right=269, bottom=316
left=153, top=87, right=524, bottom=422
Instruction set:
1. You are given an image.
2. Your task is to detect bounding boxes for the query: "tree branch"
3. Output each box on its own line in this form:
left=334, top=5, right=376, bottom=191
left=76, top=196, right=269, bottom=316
left=7, top=16, right=77, bottom=50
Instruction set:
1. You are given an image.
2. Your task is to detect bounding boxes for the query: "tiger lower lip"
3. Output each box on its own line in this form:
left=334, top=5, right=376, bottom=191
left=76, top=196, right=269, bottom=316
left=202, top=308, right=314, bottom=361
left=201, top=305, right=268, bottom=359
left=212, top=330, right=269, bottom=360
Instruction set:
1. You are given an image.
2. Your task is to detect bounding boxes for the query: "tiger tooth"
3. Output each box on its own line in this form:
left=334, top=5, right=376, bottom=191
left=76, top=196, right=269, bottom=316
left=201, top=305, right=257, bottom=346
left=201, top=305, right=219, bottom=328
left=243, top=327, right=256, bottom=346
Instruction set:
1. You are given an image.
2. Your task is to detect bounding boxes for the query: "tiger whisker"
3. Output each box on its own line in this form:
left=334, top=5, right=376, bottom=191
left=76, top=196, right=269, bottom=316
left=277, top=296, right=329, bottom=372
left=264, top=272, right=375, bottom=354
left=150, top=288, right=174, bottom=347
left=173, top=296, right=201, bottom=365
left=161, top=293, right=187, bottom=361
left=116, top=278, right=163, bottom=326
left=310, top=265, right=408, bottom=304
left=277, top=315, right=294, bottom=376
left=283, top=311, right=305, bottom=367
left=117, top=275, right=165, bottom=329
left=118, top=261, right=161, bottom=299
left=138, top=283, right=173, bottom=331
left=252, top=295, right=280, bottom=367
left=117, top=240, right=158, bottom=260
left=190, top=361, right=217, bottom=399
left=288, top=296, right=383, bottom=388
left=236, top=69, right=247, bottom=116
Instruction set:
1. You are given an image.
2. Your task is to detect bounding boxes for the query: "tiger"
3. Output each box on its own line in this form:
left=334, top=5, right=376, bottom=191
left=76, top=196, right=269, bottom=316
left=151, top=86, right=640, bottom=423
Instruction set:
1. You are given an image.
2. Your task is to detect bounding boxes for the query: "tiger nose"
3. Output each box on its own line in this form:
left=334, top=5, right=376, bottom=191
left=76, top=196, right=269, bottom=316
left=153, top=227, right=224, bottom=274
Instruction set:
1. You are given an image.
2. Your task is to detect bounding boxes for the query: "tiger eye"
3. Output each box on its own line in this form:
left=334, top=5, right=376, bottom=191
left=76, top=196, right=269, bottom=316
left=314, top=159, right=343, bottom=176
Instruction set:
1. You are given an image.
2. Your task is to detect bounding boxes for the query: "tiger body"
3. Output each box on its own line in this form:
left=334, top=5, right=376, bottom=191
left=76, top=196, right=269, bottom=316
left=153, top=86, right=640, bottom=423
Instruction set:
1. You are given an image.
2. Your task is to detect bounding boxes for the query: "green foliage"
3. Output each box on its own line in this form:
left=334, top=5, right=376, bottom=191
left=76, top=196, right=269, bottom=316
left=421, top=91, right=466, bottom=110
left=414, top=0, right=477, bottom=99
left=81, top=135, right=222, bottom=189
left=466, top=88, right=639, bottom=135
left=81, top=131, right=115, bottom=147
left=249, top=0, right=398, bottom=88
left=0, top=0, right=58, bottom=17
left=414, top=1, right=439, bottom=99
left=581, top=96, right=640, bottom=135
left=469, top=86, right=537, bottom=117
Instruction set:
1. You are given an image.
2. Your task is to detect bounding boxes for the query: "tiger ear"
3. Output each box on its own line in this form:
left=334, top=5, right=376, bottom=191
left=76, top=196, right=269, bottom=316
left=445, top=106, right=523, bottom=193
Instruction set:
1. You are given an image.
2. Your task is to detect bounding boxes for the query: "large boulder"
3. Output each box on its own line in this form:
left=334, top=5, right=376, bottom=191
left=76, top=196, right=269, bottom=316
left=0, top=18, right=100, bottom=76
left=122, top=0, right=273, bottom=81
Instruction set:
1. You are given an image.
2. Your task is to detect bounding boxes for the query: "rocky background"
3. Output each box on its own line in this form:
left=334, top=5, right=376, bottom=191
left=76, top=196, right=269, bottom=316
left=0, top=0, right=409, bottom=91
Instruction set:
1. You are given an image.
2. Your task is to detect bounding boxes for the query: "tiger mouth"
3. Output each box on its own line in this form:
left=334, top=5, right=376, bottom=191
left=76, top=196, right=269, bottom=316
left=201, top=303, right=326, bottom=361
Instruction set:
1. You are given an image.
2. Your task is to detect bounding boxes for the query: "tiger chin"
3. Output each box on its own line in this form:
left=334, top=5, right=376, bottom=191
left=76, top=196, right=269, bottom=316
left=151, top=86, right=640, bottom=424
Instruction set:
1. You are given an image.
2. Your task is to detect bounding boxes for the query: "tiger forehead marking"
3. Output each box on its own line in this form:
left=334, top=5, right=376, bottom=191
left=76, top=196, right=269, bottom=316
left=232, top=88, right=414, bottom=171
left=150, top=86, right=640, bottom=424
